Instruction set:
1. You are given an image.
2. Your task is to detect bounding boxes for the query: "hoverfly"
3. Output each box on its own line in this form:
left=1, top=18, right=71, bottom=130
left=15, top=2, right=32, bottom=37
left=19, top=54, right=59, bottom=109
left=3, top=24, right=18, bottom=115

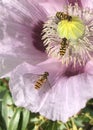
left=56, top=12, right=72, bottom=21
left=34, top=72, right=49, bottom=89
left=60, top=38, right=69, bottom=56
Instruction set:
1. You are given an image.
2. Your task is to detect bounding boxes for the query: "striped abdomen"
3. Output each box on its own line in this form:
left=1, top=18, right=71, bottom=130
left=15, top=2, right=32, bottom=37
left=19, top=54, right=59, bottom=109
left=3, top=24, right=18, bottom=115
left=35, top=77, right=47, bottom=89
left=60, top=46, right=66, bottom=56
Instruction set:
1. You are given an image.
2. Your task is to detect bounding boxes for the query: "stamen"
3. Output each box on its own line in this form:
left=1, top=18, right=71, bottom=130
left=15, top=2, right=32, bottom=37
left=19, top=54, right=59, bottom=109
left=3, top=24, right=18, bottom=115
left=73, top=57, right=76, bottom=68
left=42, top=3, right=93, bottom=67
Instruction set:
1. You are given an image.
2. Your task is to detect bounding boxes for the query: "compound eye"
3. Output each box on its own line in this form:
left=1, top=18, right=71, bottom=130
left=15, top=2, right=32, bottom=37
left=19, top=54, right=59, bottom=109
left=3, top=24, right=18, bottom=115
left=44, top=72, right=49, bottom=76
left=68, top=16, right=72, bottom=21
left=63, top=37, right=67, bottom=42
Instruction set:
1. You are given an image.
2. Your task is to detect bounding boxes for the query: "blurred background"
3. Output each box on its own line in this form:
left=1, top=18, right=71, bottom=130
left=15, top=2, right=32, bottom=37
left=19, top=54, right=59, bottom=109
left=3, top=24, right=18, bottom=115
left=0, top=78, right=93, bottom=130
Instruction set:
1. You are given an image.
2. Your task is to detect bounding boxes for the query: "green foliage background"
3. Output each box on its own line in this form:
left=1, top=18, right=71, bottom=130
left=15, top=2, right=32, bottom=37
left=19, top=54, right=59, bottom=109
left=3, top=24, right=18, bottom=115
left=0, top=78, right=93, bottom=130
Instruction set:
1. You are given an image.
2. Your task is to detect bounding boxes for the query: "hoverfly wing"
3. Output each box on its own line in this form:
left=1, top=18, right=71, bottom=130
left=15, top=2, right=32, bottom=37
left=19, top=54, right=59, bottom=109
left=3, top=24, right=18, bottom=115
left=23, top=73, right=51, bottom=93
left=39, top=79, right=51, bottom=93
left=23, top=73, right=42, bottom=86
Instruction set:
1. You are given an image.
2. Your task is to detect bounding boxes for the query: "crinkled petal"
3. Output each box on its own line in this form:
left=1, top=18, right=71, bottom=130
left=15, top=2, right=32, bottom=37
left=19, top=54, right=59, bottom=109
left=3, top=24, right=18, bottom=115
left=9, top=58, right=65, bottom=112
left=0, top=0, right=48, bottom=77
left=0, top=54, right=23, bottom=77
left=9, top=59, right=93, bottom=122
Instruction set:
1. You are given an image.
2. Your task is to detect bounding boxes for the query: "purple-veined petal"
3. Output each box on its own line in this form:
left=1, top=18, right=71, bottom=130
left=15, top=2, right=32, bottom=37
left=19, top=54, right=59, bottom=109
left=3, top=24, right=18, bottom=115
left=1, top=0, right=48, bottom=23
left=9, top=59, right=93, bottom=122
left=0, top=0, right=48, bottom=77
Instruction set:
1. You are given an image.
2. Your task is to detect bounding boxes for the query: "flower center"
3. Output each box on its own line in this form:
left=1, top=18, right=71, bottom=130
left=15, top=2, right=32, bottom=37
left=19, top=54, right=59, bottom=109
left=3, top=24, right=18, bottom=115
left=57, top=16, right=85, bottom=40
left=42, top=3, right=93, bottom=67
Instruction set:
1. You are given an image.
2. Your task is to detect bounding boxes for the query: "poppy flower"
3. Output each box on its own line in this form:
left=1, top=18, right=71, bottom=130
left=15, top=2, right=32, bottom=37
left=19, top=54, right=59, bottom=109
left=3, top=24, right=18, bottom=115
left=1, top=0, right=93, bottom=122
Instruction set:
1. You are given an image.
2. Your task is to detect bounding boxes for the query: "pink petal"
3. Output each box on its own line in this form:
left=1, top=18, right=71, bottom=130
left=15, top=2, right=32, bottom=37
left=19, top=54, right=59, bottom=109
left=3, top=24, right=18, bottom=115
left=9, top=58, right=64, bottom=108
left=0, top=54, right=23, bottom=77
left=9, top=59, right=93, bottom=122
left=80, top=0, right=93, bottom=9
left=35, top=0, right=68, bottom=15
left=0, top=0, right=48, bottom=77
left=2, top=0, right=48, bottom=23
left=85, top=60, right=93, bottom=75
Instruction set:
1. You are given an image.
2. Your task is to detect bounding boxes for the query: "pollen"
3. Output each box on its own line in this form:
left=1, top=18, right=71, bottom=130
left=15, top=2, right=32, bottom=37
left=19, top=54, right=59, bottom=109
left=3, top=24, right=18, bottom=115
left=57, top=17, right=85, bottom=40
left=42, top=3, right=93, bottom=67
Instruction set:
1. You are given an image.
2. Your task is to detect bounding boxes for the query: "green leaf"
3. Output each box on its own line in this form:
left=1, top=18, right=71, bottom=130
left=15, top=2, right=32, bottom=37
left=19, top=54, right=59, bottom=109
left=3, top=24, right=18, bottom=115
left=51, top=122, right=58, bottom=130
left=58, top=123, right=66, bottom=130
left=0, top=111, right=7, bottom=130
left=8, top=108, right=21, bottom=130
left=27, top=123, right=35, bottom=130
left=21, top=109, right=30, bottom=130
left=74, top=119, right=84, bottom=127
left=0, top=127, right=3, bottom=130
left=2, top=92, right=14, bottom=129
left=40, top=121, right=61, bottom=130
left=0, top=86, right=6, bottom=92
